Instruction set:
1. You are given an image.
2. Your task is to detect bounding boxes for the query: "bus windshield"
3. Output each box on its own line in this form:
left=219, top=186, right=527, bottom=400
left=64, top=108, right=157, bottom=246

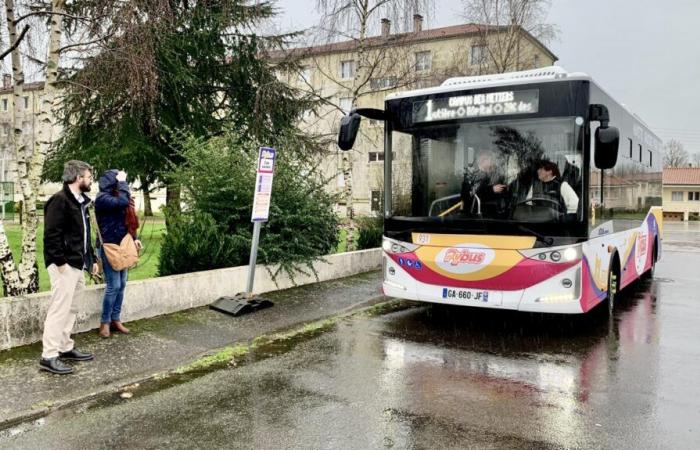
left=393, top=117, right=584, bottom=223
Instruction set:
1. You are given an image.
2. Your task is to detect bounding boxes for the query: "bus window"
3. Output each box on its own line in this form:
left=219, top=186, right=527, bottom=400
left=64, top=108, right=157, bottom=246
left=397, top=117, right=583, bottom=222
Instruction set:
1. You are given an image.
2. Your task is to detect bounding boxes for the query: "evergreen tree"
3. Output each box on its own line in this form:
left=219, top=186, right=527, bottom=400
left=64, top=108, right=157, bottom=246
left=46, top=1, right=318, bottom=216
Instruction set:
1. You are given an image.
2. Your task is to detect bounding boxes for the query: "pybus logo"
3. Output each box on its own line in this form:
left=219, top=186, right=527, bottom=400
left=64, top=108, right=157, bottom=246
left=435, top=244, right=495, bottom=274
left=443, top=249, right=486, bottom=265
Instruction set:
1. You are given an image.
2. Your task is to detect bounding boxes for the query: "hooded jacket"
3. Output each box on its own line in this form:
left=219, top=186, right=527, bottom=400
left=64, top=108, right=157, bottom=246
left=94, top=170, right=132, bottom=245
left=44, top=183, right=96, bottom=270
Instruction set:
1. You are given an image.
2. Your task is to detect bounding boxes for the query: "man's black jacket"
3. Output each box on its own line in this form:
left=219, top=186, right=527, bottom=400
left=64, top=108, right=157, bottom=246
left=43, top=183, right=96, bottom=270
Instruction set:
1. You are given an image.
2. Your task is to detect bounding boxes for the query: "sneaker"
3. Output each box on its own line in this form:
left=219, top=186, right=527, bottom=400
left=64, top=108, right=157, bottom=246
left=39, top=357, right=74, bottom=375
left=58, top=348, right=94, bottom=361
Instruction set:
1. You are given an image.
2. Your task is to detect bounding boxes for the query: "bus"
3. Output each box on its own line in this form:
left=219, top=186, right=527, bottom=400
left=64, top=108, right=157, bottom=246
left=338, top=66, right=663, bottom=314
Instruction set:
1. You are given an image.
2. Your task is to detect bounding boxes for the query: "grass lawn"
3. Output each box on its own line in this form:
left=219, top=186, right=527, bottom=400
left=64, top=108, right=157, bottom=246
left=1, top=218, right=361, bottom=297
left=1, top=219, right=165, bottom=295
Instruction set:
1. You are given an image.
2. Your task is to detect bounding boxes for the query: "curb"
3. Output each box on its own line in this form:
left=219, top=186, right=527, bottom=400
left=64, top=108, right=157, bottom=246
left=0, top=296, right=411, bottom=433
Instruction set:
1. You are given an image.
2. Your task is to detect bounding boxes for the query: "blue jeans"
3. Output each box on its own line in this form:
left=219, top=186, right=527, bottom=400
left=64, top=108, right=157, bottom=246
left=100, top=249, right=129, bottom=323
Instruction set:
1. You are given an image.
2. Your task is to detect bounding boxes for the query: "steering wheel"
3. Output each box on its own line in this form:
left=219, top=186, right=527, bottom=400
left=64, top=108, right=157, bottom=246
left=513, top=197, right=562, bottom=210
left=512, top=197, right=563, bottom=221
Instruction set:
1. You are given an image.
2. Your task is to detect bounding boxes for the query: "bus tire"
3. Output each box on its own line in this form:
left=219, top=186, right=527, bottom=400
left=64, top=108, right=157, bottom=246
left=606, top=257, right=620, bottom=316
left=643, top=238, right=658, bottom=280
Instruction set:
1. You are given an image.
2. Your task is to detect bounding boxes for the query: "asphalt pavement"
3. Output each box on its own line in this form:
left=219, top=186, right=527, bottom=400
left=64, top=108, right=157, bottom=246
left=2, top=223, right=700, bottom=449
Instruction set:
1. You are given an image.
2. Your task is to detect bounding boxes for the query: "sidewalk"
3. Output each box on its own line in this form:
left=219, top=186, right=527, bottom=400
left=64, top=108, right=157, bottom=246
left=0, top=271, right=385, bottom=428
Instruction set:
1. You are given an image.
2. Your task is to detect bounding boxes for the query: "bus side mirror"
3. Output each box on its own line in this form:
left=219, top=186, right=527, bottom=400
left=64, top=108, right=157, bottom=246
left=594, top=126, right=619, bottom=170
left=338, top=113, right=361, bottom=151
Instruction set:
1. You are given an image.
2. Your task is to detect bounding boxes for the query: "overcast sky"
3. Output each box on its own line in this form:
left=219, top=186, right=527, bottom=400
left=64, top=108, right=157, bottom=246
left=273, top=0, right=700, bottom=154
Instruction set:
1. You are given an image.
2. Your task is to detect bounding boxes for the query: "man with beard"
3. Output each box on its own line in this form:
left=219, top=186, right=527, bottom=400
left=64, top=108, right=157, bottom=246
left=40, top=160, right=99, bottom=374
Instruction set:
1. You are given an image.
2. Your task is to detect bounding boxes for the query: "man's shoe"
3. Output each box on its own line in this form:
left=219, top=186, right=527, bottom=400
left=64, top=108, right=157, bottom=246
left=110, top=321, right=130, bottom=334
left=39, top=357, right=73, bottom=375
left=99, top=323, right=111, bottom=338
left=58, top=348, right=94, bottom=361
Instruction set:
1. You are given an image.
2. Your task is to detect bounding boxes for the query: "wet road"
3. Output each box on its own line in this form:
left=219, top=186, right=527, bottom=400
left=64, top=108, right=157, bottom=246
left=2, top=224, right=700, bottom=449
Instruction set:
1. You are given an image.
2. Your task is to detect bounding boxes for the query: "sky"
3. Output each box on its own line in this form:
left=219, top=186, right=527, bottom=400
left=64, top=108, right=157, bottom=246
left=272, top=0, right=700, bottom=155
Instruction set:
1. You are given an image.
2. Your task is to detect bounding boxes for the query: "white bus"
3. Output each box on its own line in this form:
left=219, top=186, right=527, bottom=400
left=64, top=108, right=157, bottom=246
left=339, top=66, right=662, bottom=314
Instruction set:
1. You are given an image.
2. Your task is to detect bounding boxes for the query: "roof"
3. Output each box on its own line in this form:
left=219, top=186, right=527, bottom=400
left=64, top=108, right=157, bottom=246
left=386, top=65, right=590, bottom=100
left=0, top=81, right=45, bottom=95
left=267, top=23, right=558, bottom=62
left=663, top=167, right=700, bottom=185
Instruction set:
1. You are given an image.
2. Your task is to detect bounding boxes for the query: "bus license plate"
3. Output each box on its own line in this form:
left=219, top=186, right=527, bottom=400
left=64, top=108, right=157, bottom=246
left=442, top=288, right=489, bottom=302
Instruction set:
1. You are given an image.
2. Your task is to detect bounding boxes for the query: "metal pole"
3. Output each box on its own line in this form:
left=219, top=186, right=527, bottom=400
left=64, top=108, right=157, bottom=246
left=384, top=120, right=392, bottom=218
left=246, top=221, right=262, bottom=294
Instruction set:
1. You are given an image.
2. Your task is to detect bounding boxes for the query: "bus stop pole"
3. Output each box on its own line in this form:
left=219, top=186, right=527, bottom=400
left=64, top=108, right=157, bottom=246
left=246, top=221, right=262, bottom=294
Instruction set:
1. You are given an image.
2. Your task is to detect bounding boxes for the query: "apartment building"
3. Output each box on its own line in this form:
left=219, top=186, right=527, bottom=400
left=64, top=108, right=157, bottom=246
left=272, top=16, right=558, bottom=215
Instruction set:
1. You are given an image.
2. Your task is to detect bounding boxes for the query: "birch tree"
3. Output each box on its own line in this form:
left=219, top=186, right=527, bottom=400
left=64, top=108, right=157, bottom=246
left=0, top=0, right=67, bottom=296
left=311, top=0, right=434, bottom=251
left=462, top=0, right=558, bottom=74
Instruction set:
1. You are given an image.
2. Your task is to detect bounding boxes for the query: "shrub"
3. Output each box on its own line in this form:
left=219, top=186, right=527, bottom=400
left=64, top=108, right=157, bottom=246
left=356, top=216, right=383, bottom=250
left=159, top=131, right=340, bottom=281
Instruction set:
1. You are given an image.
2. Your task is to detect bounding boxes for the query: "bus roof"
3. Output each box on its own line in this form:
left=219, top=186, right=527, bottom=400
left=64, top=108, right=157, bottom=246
left=386, top=66, right=591, bottom=101
left=386, top=66, right=655, bottom=131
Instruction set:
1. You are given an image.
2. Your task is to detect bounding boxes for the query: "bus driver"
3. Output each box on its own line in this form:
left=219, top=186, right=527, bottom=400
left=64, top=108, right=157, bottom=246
left=524, top=159, right=579, bottom=218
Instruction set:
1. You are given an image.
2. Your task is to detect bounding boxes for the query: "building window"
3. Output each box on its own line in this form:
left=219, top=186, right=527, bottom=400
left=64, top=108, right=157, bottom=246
left=23, top=96, right=28, bottom=109
left=368, top=151, right=395, bottom=162
left=371, top=190, right=383, bottom=212
left=339, top=97, right=353, bottom=114
left=470, top=45, right=488, bottom=65
left=628, top=138, right=633, bottom=158
left=414, top=51, right=432, bottom=71
left=638, top=144, right=643, bottom=163
left=672, top=191, right=683, bottom=201
left=298, top=66, right=311, bottom=85
left=1, top=99, right=6, bottom=111
left=532, top=54, right=540, bottom=68
left=648, top=149, right=653, bottom=167
left=689, top=192, right=700, bottom=201
left=340, top=60, right=355, bottom=79
left=370, top=77, right=397, bottom=90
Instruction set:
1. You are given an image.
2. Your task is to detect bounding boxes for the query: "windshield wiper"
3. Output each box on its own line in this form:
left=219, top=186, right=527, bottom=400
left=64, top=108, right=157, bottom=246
left=517, top=225, right=554, bottom=246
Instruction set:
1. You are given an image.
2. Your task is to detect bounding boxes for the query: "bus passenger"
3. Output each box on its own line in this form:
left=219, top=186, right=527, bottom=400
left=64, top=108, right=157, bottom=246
left=462, top=151, right=508, bottom=216
left=525, top=159, right=579, bottom=218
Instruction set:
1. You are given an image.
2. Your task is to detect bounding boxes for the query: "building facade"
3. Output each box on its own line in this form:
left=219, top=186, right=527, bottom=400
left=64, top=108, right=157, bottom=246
left=663, top=168, right=700, bottom=221
left=272, top=16, right=558, bottom=216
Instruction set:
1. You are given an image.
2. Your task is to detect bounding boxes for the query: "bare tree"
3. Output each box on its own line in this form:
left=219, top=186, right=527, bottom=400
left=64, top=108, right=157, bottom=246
left=0, top=0, right=68, bottom=296
left=663, top=139, right=689, bottom=168
left=691, top=152, right=700, bottom=168
left=462, top=0, right=558, bottom=74
left=311, top=0, right=434, bottom=251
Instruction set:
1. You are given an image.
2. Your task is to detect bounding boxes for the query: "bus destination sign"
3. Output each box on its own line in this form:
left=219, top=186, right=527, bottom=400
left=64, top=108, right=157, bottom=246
left=412, top=89, right=539, bottom=123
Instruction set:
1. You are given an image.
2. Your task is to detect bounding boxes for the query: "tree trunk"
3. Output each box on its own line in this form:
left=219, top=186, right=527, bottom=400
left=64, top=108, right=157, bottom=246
left=1, top=0, right=33, bottom=296
left=0, top=0, right=67, bottom=296
left=341, top=3, right=371, bottom=253
left=142, top=179, right=153, bottom=216
left=342, top=152, right=355, bottom=251
left=165, top=182, right=181, bottom=229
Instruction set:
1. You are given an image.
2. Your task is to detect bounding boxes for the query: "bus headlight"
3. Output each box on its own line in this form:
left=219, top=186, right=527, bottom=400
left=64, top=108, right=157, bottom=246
left=563, top=247, right=578, bottom=261
left=519, top=245, right=581, bottom=263
left=382, top=238, right=419, bottom=254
